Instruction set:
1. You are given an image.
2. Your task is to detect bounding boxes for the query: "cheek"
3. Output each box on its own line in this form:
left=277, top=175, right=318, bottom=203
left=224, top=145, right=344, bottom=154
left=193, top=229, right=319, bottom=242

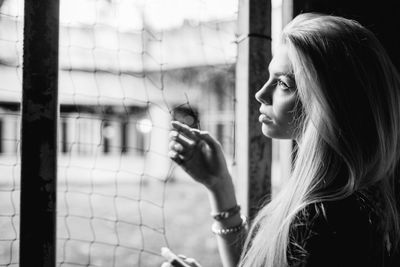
left=272, top=95, right=297, bottom=124
left=271, top=95, right=299, bottom=138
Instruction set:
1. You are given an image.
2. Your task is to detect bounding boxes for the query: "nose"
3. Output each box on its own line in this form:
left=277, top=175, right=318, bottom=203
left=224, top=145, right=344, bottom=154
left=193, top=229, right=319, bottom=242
left=255, top=82, right=272, bottom=105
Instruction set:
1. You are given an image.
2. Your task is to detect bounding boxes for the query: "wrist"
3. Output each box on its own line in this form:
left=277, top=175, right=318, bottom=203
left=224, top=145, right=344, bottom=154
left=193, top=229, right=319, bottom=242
left=207, top=172, right=234, bottom=193
left=211, top=214, right=247, bottom=235
left=207, top=179, right=237, bottom=214
left=211, top=205, right=241, bottom=221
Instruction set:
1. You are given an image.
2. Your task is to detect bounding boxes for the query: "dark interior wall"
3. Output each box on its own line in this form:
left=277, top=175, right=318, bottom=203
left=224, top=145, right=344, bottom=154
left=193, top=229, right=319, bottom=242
left=293, top=0, right=400, bottom=70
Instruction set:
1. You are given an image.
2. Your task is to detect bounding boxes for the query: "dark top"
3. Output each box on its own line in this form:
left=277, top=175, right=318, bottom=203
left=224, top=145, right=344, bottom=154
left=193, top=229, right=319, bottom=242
left=288, top=193, right=400, bottom=267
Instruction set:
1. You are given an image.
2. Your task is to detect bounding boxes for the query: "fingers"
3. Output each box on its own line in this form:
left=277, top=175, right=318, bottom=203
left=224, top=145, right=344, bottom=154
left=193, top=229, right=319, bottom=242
left=169, top=121, right=222, bottom=167
left=169, top=121, right=200, bottom=164
left=169, top=140, right=184, bottom=153
left=161, top=247, right=195, bottom=267
left=171, top=121, right=199, bottom=143
left=161, top=259, right=198, bottom=267
left=168, top=136, right=195, bottom=164
left=170, top=121, right=214, bottom=150
left=168, top=149, right=185, bottom=165
left=185, top=257, right=202, bottom=266
left=161, top=257, right=200, bottom=267
left=169, top=130, right=197, bottom=148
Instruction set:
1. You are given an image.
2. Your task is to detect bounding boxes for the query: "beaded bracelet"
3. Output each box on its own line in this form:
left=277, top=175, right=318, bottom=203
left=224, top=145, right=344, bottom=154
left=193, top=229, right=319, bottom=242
left=211, top=204, right=241, bottom=221
left=211, top=215, right=247, bottom=235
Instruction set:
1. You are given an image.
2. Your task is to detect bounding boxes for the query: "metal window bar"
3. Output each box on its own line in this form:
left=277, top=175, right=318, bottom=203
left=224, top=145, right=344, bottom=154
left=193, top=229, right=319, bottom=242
left=235, top=0, right=272, bottom=220
left=20, top=0, right=60, bottom=266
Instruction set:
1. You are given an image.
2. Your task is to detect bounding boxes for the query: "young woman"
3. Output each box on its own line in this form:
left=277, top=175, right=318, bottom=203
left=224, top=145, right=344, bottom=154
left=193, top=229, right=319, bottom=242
left=162, top=13, right=400, bottom=267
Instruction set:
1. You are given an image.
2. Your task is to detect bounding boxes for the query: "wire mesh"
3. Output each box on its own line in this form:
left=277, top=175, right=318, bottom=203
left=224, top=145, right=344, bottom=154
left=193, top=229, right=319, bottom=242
left=56, top=0, right=238, bottom=266
left=0, top=0, right=238, bottom=266
left=0, top=0, right=22, bottom=265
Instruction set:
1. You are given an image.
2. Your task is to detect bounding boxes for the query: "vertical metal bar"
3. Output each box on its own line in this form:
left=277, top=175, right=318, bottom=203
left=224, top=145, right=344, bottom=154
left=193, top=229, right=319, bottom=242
left=235, top=0, right=272, bottom=220
left=20, top=0, right=59, bottom=266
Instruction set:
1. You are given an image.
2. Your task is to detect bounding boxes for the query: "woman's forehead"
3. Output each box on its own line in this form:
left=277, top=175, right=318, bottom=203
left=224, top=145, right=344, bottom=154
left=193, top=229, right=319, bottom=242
left=269, top=45, right=293, bottom=75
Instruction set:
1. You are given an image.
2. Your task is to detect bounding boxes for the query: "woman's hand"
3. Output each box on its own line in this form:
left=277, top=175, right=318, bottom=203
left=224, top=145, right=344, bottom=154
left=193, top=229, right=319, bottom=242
left=168, top=120, right=232, bottom=192
left=160, top=257, right=202, bottom=267
left=161, top=247, right=202, bottom=267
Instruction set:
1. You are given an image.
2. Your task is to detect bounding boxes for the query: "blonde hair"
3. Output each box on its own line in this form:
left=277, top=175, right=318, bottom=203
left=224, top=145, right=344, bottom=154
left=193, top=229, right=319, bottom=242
left=239, top=13, right=400, bottom=267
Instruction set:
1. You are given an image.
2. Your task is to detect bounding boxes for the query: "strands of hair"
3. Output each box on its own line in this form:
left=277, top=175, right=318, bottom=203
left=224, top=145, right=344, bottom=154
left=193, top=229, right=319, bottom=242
left=239, top=13, right=400, bottom=267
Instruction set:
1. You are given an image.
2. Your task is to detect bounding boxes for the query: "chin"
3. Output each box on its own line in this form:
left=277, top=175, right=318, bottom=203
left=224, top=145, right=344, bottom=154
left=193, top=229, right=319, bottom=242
left=261, top=123, right=293, bottom=139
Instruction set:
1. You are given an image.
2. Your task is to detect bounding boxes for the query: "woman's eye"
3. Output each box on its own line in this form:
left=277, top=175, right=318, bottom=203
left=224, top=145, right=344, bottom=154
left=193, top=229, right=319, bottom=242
left=277, top=80, right=290, bottom=90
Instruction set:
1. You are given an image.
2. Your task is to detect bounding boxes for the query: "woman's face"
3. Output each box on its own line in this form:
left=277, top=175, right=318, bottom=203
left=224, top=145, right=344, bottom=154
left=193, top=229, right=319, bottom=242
left=255, top=45, right=299, bottom=139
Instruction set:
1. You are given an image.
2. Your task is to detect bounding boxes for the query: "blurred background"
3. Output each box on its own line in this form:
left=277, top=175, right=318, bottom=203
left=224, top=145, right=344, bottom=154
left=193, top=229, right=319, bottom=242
left=2, top=0, right=398, bottom=266
left=0, top=0, right=288, bottom=266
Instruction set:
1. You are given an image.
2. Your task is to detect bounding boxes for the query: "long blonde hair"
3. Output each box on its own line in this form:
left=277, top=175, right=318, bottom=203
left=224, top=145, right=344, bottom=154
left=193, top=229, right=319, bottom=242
left=239, top=13, right=400, bottom=267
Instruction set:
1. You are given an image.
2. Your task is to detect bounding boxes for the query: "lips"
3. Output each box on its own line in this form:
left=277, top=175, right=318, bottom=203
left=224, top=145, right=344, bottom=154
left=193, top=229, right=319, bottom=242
left=259, top=113, right=273, bottom=123
left=259, top=106, right=274, bottom=123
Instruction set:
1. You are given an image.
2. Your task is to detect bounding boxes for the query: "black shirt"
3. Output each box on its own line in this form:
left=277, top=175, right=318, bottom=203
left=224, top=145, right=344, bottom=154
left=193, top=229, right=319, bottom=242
left=288, top=193, right=400, bottom=267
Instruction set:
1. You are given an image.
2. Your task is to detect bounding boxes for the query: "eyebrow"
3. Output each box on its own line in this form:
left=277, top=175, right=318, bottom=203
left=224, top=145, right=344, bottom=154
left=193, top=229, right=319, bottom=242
left=275, top=72, right=294, bottom=78
left=268, top=66, right=294, bottom=79
left=270, top=70, right=295, bottom=80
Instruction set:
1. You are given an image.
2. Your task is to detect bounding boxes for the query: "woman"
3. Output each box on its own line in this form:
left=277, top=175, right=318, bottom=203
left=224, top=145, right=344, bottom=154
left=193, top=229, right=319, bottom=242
left=162, top=13, right=400, bottom=267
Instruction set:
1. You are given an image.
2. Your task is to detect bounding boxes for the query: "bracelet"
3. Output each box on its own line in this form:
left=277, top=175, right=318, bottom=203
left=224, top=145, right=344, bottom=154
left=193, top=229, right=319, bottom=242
left=211, top=215, right=247, bottom=235
left=211, top=205, right=241, bottom=221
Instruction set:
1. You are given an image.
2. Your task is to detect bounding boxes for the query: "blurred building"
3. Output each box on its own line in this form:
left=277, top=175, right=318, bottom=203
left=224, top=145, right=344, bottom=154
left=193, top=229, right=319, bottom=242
left=0, top=4, right=237, bottom=180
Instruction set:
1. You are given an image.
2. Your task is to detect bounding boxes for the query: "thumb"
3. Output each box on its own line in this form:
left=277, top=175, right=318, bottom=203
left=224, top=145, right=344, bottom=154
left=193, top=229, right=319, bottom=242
left=198, top=131, right=221, bottom=150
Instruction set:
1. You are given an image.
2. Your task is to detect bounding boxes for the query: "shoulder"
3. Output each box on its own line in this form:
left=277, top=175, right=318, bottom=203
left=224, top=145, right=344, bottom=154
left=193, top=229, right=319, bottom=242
left=288, top=193, right=388, bottom=267
left=290, top=192, right=378, bottom=240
